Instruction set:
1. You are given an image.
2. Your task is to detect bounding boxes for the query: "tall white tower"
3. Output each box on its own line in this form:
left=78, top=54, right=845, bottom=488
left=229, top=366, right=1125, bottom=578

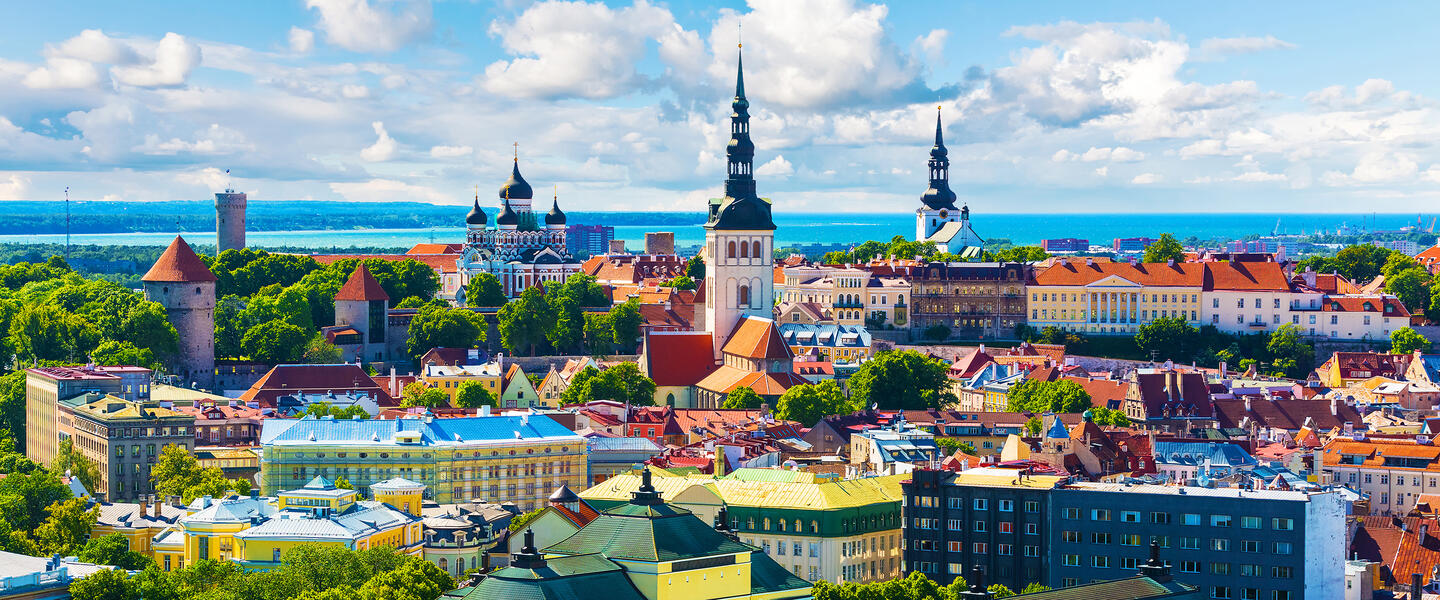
left=704, top=44, right=776, bottom=357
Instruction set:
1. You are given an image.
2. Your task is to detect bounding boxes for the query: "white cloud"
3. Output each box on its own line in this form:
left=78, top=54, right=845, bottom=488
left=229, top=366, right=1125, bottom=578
left=912, top=29, right=948, bottom=64
left=1094, top=166, right=1108, bottom=177
left=135, top=123, right=252, bottom=155
left=0, top=174, right=31, bottom=200
left=482, top=0, right=690, bottom=100
left=1321, top=152, right=1419, bottom=186
left=330, top=178, right=447, bottom=202
left=756, top=154, right=794, bottom=177
left=1051, top=149, right=1076, bottom=162
left=1131, top=172, right=1162, bottom=184
left=22, top=57, right=101, bottom=89
left=173, top=167, right=231, bottom=191
left=1196, top=35, right=1294, bottom=60
left=111, top=33, right=202, bottom=87
left=1052, top=146, right=1144, bottom=162
left=52, top=29, right=137, bottom=64
left=360, top=120, right=396, bottom=161
left=289, top=27, right=316, bottom=54
left=306, top=0, right=433, bottom=53
left=341, top=84, right=370, bottom=98
left=429, top=144, right=472, bottom=158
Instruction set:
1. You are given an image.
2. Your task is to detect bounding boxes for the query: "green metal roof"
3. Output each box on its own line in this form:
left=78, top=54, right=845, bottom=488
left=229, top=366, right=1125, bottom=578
left=1013, top=576, right=1198, bottom=600
left=543, top=507, right=752, bottom=562
left=457, top=554, right=646, bottom=600
left=747, top=550, right=814, bottom=595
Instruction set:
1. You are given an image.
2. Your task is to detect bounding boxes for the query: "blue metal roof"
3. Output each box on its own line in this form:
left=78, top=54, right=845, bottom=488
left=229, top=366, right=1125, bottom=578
left=1153, top=441, right=1258, bottom=468
left=260, top=415, right=582, bottom=447
left=588, top=437, right=663, bottom=453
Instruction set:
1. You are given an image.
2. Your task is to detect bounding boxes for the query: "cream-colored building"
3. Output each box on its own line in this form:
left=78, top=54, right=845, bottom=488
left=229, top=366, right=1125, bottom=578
left=779, top=266, right=911, bottom=330
left=579, top=467, right=904, bottom=585
left=1027, top=259, right=1204, bottom=335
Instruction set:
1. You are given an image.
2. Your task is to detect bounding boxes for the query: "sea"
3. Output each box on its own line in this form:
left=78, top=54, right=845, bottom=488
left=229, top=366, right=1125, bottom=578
left=0, top=212, right=1421, bottom=250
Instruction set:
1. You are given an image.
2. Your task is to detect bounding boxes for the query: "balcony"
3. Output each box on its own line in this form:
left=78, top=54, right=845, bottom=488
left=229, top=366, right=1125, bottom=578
left=1247, top=321, right=1268, bottom=329
left=833, top=301, right=863, bottom=309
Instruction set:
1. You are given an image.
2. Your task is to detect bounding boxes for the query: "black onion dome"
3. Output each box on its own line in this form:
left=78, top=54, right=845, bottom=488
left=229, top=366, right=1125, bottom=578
left=498, top=161, right=533, bottom=200
left=921, top=186, right=958, bottom=210
left=545, top=197, right=566, bottom=226
left=496, top=197, right=519, bottom=226
left=465, top=197, right=487, bottom=225
left=706, top=196, right=776, bottom=231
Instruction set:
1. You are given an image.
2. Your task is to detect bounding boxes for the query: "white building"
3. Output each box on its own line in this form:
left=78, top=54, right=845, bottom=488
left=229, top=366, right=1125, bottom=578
left=456, top=158, right=580, bottom=299
left=914, top=109, right=982, bottom=257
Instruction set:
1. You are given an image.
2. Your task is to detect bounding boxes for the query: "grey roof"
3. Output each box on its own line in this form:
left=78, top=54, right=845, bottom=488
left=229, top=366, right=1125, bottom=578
left=0, top=551, right=112, bottom=582
left=94, top=501, right=187, bottom=527
left=234, top=501, right=415, bottom=540
left=183, top=496, right=277, bottom=524
left=587, top=437, right=663, bottom=453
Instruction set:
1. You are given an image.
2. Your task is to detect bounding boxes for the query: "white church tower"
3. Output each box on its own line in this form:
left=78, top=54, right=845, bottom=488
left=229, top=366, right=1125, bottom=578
left=704, top=44, right=776, bottom=357
left=915, top=107, right=982, bottom=256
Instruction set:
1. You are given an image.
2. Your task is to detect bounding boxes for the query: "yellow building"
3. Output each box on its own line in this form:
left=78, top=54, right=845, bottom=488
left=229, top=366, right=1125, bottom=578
left=92, top=499, right=187, bottom=558
left=371, top=477, right=425, bottom=515
left=421, top=363, right=503, bottom=402
left=1028, top=259, right=1204, bottom=335
left=151, top=477, right=422, bottom=571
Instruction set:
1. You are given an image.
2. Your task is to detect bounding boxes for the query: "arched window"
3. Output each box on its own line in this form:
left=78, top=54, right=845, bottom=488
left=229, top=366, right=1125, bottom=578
left=752, top=240, right=761, bottom=258
left=665, top=393, right=675, bottom=406
left=728, top=241, right=736, bottom=258
left=739, top=285, right=750, bottom=307
left=456, top=557, right=465, bottom=574
left=439, top=558, right=448, bottom=572
left=740, top=241, right=749, bottom=258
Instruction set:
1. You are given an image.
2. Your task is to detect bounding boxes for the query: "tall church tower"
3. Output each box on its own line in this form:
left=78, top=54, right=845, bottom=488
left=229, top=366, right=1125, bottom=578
left=704, top=44, right=776, bottom=357
left=915, top=108, right=981, bottom=254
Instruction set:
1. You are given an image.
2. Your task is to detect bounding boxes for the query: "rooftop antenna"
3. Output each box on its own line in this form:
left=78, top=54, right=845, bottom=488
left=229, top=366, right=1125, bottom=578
left=224, top=168, right=232, bottom=193
left=63, top=187, right=70, bottom=261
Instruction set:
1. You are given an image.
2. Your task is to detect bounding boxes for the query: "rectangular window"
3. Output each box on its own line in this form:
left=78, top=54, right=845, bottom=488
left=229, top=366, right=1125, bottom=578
left=1063, top=508, right=1080, bottom=519
left=1062, top=531, right=1080, bottom=543
left=972, top=542, right=987, bottom=554
left=999, top=499, right=1013, bottom=512
left=1274, top=542, right=1293, bottom=555
left=1272, top=518, right=1294, bottom=531
left=998, top=522, right=1013, bottom=534
left=1024, top=545, right=1038, bottom=557
left=1241, top=516, right=1261, bottom=529
left=1151, top=512, right=1171, bottom=524
left=1062, top=554, right=1080, bottom=566
left=974, top=499, right=988, bottom=510
left=1122, top=557, right=1138, bottom=569
left=1213, top=586, right=1232, bottom=599
left=1092, top=532, right=1112, bottom=544
left=1024, top=500, right=1039, bottom=513
left=1181, top=537, right=1201, bottom=550
left=998, top=543, right=1012, bottom=556
left=973, top=521, right=987, bottom=532
left=1181, top=561, right=1200, bottom=573
left=1121, top=534, right=1141, bottom=546
left=1025, top=523, right=1038, bottom=535
left=1212, top=563, right=1231, bottom=575
left=1182, top=513, right=1200, bottom=525
left=1092, top=556, right=1110, bottom=568
left=1091, top=509, right=1110, bottom=521
left=1211, top=538, right=1231, bottom=551
left=1121, top=511, right=1140, bottom=523
left=949, top=541, right=961, bottom=553
left=1241, top=564, right=1262, bottom=577
left=1272, top=566, right=1293, bottom=579
left=1241, top=540, right=1260, bottom=553
left=1211, top=515, right=1232, bottom=528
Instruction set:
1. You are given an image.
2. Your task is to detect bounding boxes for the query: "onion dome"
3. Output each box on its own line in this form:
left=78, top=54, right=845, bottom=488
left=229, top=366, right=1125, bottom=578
left=465, top=194, right=487, bottom=226
left=498, top=159, right=533, bottom=201
left=545, top=192, right=566, bottom=226
left=920, top=106, right=959, bottom=210
left=496, top=196, right=519, bottom=227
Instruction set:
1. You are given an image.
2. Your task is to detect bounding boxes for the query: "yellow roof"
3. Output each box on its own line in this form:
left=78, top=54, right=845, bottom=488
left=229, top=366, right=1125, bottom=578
left=579, top=469, right=905, bottom=511
left=948, top=467, right=1066, bottom=489
left=1358, top=376, right=1401, bottom=391
left=75, top=396, right=189, bottom=420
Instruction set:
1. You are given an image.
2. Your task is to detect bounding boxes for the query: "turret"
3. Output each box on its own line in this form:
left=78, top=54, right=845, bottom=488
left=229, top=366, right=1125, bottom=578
left=141, top=236, right=216, bottom=387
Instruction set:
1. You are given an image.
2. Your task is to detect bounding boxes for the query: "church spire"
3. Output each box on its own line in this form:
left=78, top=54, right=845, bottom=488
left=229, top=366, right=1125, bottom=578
left=920, top=106, right=958, bottom=210
left=724, top=43, right=756, bottom=201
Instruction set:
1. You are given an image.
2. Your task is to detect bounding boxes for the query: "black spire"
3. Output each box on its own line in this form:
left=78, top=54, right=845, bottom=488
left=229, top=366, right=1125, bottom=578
left=920, top=106, right=958, bottom=210
left=630, top=468, right=664, bottom=506
left=498, top=149, right=533, bottom=201
left=509, top=528, right=548, bottom=570
left=465, top=189, right=487, bottom=226
left=496, top=193, right=518, bottom=227
left=545, top=187, right=566, bottom=226
left=706, top=43, right=775, bottom=231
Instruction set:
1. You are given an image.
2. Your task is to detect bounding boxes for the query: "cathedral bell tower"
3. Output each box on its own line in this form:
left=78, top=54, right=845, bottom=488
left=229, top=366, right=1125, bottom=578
left=916, top=106, right=960, bottom=242
left=704, top=43, right=777, bottom=357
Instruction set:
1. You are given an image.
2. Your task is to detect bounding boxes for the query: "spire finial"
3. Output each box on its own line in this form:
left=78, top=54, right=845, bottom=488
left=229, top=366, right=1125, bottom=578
left=934, top=105, right=945, bottom=147
left=513, top=141, right=519, bottom=162
left=734, top=32, right=745, bottom=100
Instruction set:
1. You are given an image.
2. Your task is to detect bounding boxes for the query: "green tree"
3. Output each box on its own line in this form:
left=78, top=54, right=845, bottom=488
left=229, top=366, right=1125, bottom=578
left=1382, top=251, right=1423, bottom=279
left=358, top=559, right=453, bottom=600
left=546, top=294, right=584, bottom=354
left=454, top=380, right=497, bottom=409
left=609, top=299, right=643, bottom=353
left=214, top=295, right=246, bottom=359
left=1386, top=267, right=1433, bottom=310
left=406, top=305, right=484, bottom=360
left=68, top=567, right=137, bottom=600
left=54, top=438, right=101, bottom=492
left=118, top=301, right=179, bottom=358
left=582, top=313, right=614, bottom=355
left=1135, top=315, right=1199, bottom=362
left=1430, top=285, right=1440, bottom=323
left=242, top=319, right=309, bottom=363
left=1330, top=244, right=1396, bottom=282
left=334, top=477, right=354, bottom=490
left=568, top=363, right=656, bottom=406
left=660, top=275, right=696, bottom=291
left=401, top=382, right=449, bottom=408
left=302, top=334, right=344, bottom=364
left=464, top=273, right=506, bottom=308
left=151, top=445, right=250, bottom=503
left=90, top=340, right=157, bottom=370
left=922, top=324, right=950, bottom=341
left=1024, top=416, right=1043, bottom=436
left=1391, top=327, right=1433, bottom=354
left=1006, top=379, right=1093, bottom=413
left=0, top=372, right=23, bottom=450
left=78, top=533, right=153, bottom=570
left=1141, top=233, right=1185, bottom=263
left=685, top=256, right=704, bottom=280
left=774, top=380, right=852, bottom=426
left=1088, top=406, right=1132, bottom=427
left=509, top=509, right=543, bottom=532
left=31, top=496, right=99, bottom=556
left=560, top=367, right=601, bottom=405
left=722, top=387, right=764, bottom=409
left=0, top=469, right=71, bottom=530
left=848, top=350, right=952, bottom=410
left=935, top=437, right=977, bottom=456
left=1265, top=323, right=1314, bottom=379
left=1020, top=583, right=1053, bottom=594
left=498, top=287, right=553, bottom=356
left=9, top=303, right=99, bottom=362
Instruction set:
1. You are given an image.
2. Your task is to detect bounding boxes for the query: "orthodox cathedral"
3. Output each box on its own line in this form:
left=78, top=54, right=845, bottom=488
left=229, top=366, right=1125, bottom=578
left=456, top=154, right=580, bottom=300
left=914, top=108, right=983, bottom=257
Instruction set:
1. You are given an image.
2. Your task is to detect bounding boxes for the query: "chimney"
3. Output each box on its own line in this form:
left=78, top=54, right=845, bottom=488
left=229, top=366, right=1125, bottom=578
left=1245, top=397, right=1252, bottom=412
left=1167, top=258, right=1175, bottom=267
left=1331, top=397, right=1339, bottom=417
left=1414, top=573, right=1425, bottom=600
left=958, top=565, right=990, bottom=599
left=139, top=496, right=149, bottom=519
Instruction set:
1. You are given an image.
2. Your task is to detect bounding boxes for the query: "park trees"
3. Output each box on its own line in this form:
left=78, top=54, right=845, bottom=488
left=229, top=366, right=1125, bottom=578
left=464, top=273, right=505, bottom=308
left=722, top=387, right=764, bottom=409
left=242, top=320, right=309, bottom=363
left=454, top=380, right=497, bottom=408
left=151, top=445, right=251, bottom=503
left=400, top=382, right=449, bottom=408
left=405, top=305, right=484, bottom=360
left=1135, top=315, right=1199, bottom=362
left=1006, top=379, right=1093, bottom=413
left=1392, top=327, right=1433, bottom=354
left=774, top=381, right=852, bottom=426
left=498, top=287, right=552, bottom=356
left=848, top=350, right=952, bottom=410
left=1141, top=233, right=1185, bottom=263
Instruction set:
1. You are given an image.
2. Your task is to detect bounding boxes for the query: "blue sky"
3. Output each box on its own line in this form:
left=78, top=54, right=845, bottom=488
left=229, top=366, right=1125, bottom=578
left=0, top=1, right=1437, bottom=214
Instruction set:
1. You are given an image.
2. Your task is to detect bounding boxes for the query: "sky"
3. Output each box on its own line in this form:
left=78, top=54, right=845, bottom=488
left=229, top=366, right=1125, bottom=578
left=1, top=0, right=1439, bottom=214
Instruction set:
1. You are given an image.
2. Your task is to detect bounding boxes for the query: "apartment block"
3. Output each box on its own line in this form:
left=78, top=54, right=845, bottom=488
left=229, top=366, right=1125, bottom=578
left=62, top=393, right=194, bottom=501
left=26, top=365, right=151, bottom=465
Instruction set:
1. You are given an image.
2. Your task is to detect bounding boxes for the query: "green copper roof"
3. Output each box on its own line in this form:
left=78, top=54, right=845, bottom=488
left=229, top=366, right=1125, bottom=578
left=1011, top=576, right=1196, bottom=600
left=458, top=554, right=646, bottom=600
left=748, top=550, right=814, bottom=595
left=543, top=508, right=751, bottom=562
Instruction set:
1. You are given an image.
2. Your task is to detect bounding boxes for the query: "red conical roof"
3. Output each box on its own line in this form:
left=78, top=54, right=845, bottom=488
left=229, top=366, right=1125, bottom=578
left=335, top=263, right=390, bottom=302
left=142, top=236, right=217, bottom=283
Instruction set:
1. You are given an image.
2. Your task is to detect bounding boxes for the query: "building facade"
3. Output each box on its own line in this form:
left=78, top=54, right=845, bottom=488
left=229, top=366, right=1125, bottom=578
left=566, top=224, right=615, bottom=258
left=778, top=265, right=911, bottom=330
left=1319, top=435, right=1440, bottom=517
left=26, top=365, right=151, bottom=466
left=259, top=415, right=587, bottom=511
left=910, top=262, right=1028, bottom=340
left=215, top=189, right=247, bottom=253
left=1028, top=259, right=1203, bottom=335
left=63, top=394, right=194, bottom=501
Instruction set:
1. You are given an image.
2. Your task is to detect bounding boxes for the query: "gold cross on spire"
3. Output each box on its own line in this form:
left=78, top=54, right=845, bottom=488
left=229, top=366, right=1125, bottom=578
left=513, top=141, right=519, bottom=161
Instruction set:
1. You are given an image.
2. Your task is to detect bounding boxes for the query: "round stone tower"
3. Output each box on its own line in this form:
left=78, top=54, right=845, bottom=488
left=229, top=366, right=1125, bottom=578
left=142, top=236, right=217, bottom=388
left=215, top=188, right=247, bottom=254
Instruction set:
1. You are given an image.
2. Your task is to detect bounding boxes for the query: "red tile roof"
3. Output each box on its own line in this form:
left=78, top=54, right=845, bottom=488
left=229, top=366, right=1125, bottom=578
left=638, top=303, right=691, bottom=330
left=406, top=243, right=462, bottom=255
left=1033, top=260, right=1204, bottom=287
left=721, top=317, right=792, bottom=361
left=773, top=266, right=785, bottom=285
left=1133, top=371, right=1213, bottom=418
left=1212, top=398, right=1361, bottom=430
left=696, top=365, right=809, bottom=397
left=1202, top=261, right=1291, bottom=292
left=1065, top=376, right=1129, bottom=411
left=239, top=364, right=394, bottom=405
left=1323, top=296, right=1410, bottom=316
left=641, top=331, right=716, bottom=387
left=335, top=263, right=390, bottom=302
left=1351, top=515, right=1440, bottom=588
left=142, top=236, right=217, bottom=283
left=948, top=348, right=995, bottom=378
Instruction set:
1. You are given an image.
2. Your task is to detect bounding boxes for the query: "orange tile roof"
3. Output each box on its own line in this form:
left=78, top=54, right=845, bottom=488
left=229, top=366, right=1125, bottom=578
left=334, top=263, right=390, bottom=302
left=1351, top=515, right=1440, bottom=588
left=239, top=364, right=394, bottom=405
left=721, top=317, right=793, bottom=360
left=638, top=303, right=690, bottom=330
left=773, top=266, right=785, bottom=285
left=406, top=243, right=462, bottom=255
left=142, top=236, right=217, bottom=283
left=1065, top=376, right=1129, bottom=410
left=1322, top=438, right=1440, bottom=472
left=1202, top=261, right=1291, bottom=292
left=696, top=365, right=809, bottom=396
left=1033, top=260, right=1204, bottom=287
left=1417, top=245, right=1440, bottom=267
left=1323, top=296, right=1411, bottom=316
